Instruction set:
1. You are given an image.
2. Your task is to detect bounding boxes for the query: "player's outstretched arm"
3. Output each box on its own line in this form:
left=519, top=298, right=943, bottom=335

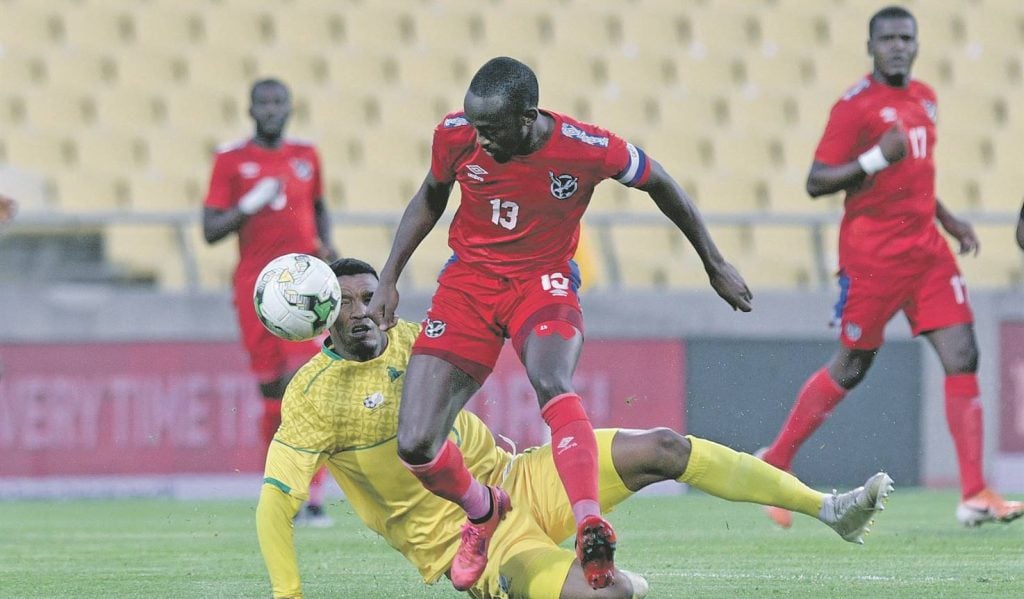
left=807, top=125, right=908, bottom=197
left=369, top=173, right=454, bottom=330
left=1017, top=200, right=1024, bottom=251
left=936, top=199, right=980, bottom=256
left=638, top=160, right=752, bottom=312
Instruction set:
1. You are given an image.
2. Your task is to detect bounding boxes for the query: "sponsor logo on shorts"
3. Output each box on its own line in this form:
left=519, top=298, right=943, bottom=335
left=363, top=391, right=385, bottom=409
left=424, top=319, right=447, bottom=338
left=548, top=171, right=578, bottom=200
left=845, top=322, right=862, bottom=342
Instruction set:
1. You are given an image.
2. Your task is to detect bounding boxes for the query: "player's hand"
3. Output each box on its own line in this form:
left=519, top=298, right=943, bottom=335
left=708, top=262, right=753, bottom=312
left=0, top=195, right=17, bottom=223
left=238, top=177, right=281, bottom=215
left=367, top=281, right=400, bottom=331
left=942, top=216, right=981, bottom=256
left=878, top=125, right=908, bottom=164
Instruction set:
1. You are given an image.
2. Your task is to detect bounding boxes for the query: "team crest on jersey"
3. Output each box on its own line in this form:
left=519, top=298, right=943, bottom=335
left=560, top=123, right=608, bottom=147
left=424, top=319, right=447, bottom=338
left=290, top=158, right=313, bottom=181
left=921, top=100, right=937, bottom=123
left=363, top=392, right=385, bottom=410
left=444, top=115, right=469, bottom=128
left=879, top=107, right=898, bottom=123
left=548, top=171, right=578, bottom=200
left=466, top=164, right=488, bottom=182
left=239, top=162, right=261, bottom=178
left=845, top=322, right=862, bottom=342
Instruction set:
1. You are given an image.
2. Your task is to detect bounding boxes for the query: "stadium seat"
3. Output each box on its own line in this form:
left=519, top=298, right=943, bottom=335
left=127, top=4, right=203, bottom=53
left=748, top=225, right=819, bottom=288
left=39, top=48, right=118, bottom=89
left=180, top=48, right=256, bottom=91
left=252, top=49, right=329, bottom=88
left=195, top=6, right=274, bottom=51
left=0, top=50, right=46, bottom=89
left=0, top=128, right=75, bottom=174
left=341, top=165, right=420, bottom=214
left=709, top=131, right=783, bottom=177
left=58, top=4, right=134, bottom=51
left=323, top=48, right=400, bottom=94
left=141, top=131, right=216, bottom=179
left=269, top=6, right=346, bottom=48
left=739, top=49, right=815, bottom=91
left=958, top=223, right=1022, bottom=287
left=406, top=5, right=484, bottom=53
left=607, top=224, right=695, bottom=288
left=694, top=175, right=770, bottom=214
left=18, top=88, right=97, bottom=132
left=71, top=127, right=146, bottom=176
left=126, top=172, right=202, bottom=211
left=50, top=171, right=128, bottom=212
left=112, top=48, right=188, bottom=92
left=92, top=88, right=163, bottom=131
left=106, top=224, right=188, bottom=288
left=0, top=4, right=61, bottom=48
left=341, top=4, right=416, bottom=52
left=158, top=87, right=243, bottom=138
left=721, top=89, right=798, bottom=134
left=332, top=223, right=394, bottom=273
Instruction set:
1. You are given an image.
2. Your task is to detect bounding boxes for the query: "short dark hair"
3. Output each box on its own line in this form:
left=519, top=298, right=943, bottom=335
left=330, top=257, right=378, bottom=280
left=250, top=78, right=289, bottom=103
left=468, top=57, right=539, bottom=113
left=869, top=5, right=916, bottom=38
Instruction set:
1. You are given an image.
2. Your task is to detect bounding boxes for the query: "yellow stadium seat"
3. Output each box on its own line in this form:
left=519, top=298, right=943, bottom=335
left=341, top=165, right=420, bottom=214
left=112, top=49, right=187, bottom=92
left=749, top=225, right=819, bottom=287
left=0, top=50, right=46, bottom=89
left=59, top=4, right=134, bottom=51
left=946, top=50, right=1022, bottom=91
left=692, top=175, right=770, bottom=214
left=43, top=47, right=117, bottom=89
left=50, top=171, right=128, bottom=212
left=673, top=54, right=744, bottom=96
left=269, top=6, right=346, bottom=48
left=341, top=4, right=416, bottom=52
left=322, top=48, right=400, bottom=94
left=709, top=131, right=782, bottom=176
left=609, top=224, right=708, bottom=288
left=181, top=48, right=256, bottom=90
left=1, top=128, right=75, bottom=173
left=0, top=4, right=61, bottom=48
left=92, top=88, right=162, bottom=131
left=754, top=9, right=831, bottom=53
left=721, top=89, right=798, bottom=134
left=71, top=127, right=146, bottom=176
left=332, top=223, right=394, bottom=272
left=407, top=6, right=484, bottom=53
left=403, top=223, right=455, bottom=289
left=142, top=131, right=217, bottom=179
left=935, top=170, right=983, bottom=212
left=158, top=87, right=243, bottom=137
left=127, top=4, right=202, bottom=53
left=740, top=49, right=815, bottom=91
left=195, top=6, right=274, bottom=51
left=617, top=6, right=691, bottom=56
left=958, top=224, right=1022, bottom=288
left=685, top=6, right=761, bottom=56
left=395, top=50, right=468, bottom=95
left=480, top=5, right=555, bottom=49
left=107, top=224, right=188, bottom=289
left=126, top=172, right=202, bottom=211
left=252, top=49, right=329, bottom=88
left=19, top=88, right=96, bottom=131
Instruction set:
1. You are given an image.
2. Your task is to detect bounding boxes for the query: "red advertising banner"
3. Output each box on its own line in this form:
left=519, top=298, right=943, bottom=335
left=1, top=339, right=686, bottom=476
left=999, top=321, right=1024, bottom=452
left=466, top=340, right=686, bottom=451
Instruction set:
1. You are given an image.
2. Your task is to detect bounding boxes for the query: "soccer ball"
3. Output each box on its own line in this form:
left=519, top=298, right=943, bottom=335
left=253, top=253, right=342, bottom=342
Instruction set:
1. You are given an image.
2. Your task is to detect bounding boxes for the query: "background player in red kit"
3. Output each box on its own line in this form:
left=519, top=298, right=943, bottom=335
left=758, top=6, right=1023, bottom=529
left=368, top=56, right=753, bottom=591
left=202, top=78, right=337, bottom=526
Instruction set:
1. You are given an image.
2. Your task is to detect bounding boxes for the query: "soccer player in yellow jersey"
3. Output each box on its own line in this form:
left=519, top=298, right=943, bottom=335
left=257, top=258, right=894, bottom=599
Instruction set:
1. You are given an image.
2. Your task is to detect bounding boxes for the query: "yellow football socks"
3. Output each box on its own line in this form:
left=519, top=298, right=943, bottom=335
left=678, top=435, right=823, bottom=517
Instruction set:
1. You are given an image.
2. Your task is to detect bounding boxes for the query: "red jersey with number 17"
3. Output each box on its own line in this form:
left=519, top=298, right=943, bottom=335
left=204, top=138, right=323, bottom=281
left=431, top=110, right=651, bottom=277
left=815, top=76, right=952, bottom=275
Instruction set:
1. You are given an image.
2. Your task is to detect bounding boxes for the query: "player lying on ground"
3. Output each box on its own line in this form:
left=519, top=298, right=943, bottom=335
left=256, top=258, right=894, bottom=599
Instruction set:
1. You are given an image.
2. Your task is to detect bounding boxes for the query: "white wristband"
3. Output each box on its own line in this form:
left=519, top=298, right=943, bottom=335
left=857, top=145, right=890, bottom=175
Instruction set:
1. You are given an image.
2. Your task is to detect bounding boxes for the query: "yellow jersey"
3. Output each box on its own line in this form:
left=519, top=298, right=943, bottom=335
left=276, top=319, right=514, bottom=584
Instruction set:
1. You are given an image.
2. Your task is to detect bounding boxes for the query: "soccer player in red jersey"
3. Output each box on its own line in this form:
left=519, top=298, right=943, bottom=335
left=202, top=78, right=337, bottom=526
left=368, top=57, right=753, bottom=591
left=758, top=6, right=1022, bottom=529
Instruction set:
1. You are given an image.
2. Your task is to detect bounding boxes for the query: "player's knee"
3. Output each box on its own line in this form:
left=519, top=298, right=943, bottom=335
left=396, top=431, right=441, bottom=465
left=643, top=427, right=690, bottom=478
left=529, top=373, right=575, bottom=403
left=946, top=339, right=979, bottom=374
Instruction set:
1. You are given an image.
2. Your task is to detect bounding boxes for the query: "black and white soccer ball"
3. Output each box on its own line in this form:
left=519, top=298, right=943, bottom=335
left=253, top=253, right=341, bottom=341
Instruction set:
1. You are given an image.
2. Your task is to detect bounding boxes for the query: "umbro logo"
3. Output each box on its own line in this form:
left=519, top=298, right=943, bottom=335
left=466, top=164, right=488, bottom=182
left=556, top=436, right=578, bottom=455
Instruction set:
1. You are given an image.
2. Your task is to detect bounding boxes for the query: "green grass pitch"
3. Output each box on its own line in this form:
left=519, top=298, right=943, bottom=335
left=2, top=489, right=1021, bottom=598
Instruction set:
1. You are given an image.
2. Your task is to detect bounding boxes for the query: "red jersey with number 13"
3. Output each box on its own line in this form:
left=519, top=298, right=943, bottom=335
left=431, top=110, right=651, bottom=277
left=815, top=76, right=952, bottom=275
left=204, top=138, right=322, bottom=280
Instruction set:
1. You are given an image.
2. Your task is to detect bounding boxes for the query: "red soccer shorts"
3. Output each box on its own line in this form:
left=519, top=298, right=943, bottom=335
left=412, top=259, right=584, bottom=383
left=233, top=276, right=320, bottom=383
left=834, top=255, right=974, bottom=350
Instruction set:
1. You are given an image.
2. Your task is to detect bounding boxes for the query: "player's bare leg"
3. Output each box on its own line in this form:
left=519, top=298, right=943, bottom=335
left=523, top=320, right=615, bottom=589
left=559, top=563, right=649, bottom=599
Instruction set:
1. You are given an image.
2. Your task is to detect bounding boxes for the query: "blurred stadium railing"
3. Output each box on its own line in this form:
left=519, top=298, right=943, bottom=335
left=1, top=0, right=1021, bottom=291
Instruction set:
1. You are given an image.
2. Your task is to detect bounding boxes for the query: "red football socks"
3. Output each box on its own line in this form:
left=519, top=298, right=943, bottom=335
left=764, top=368, right=847, bottom=471
left=403, top=439, right=491, bottom=520
left=541, top=393, right=600, bottom=524
left=945, top=373, right=986, bottom=499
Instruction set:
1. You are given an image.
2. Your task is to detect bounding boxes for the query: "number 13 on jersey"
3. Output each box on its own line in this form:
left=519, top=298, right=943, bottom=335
left=490, top=198, right=519, bottom=230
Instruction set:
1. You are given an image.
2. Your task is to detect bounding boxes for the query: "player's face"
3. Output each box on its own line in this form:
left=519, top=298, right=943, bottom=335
left=464, top=91, right=531, bottom=163
left=329, top=273, right=385, bottom=361
left=868, top=17, right=918, bottom=84
left=250, top=83, right=291, bottom=139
